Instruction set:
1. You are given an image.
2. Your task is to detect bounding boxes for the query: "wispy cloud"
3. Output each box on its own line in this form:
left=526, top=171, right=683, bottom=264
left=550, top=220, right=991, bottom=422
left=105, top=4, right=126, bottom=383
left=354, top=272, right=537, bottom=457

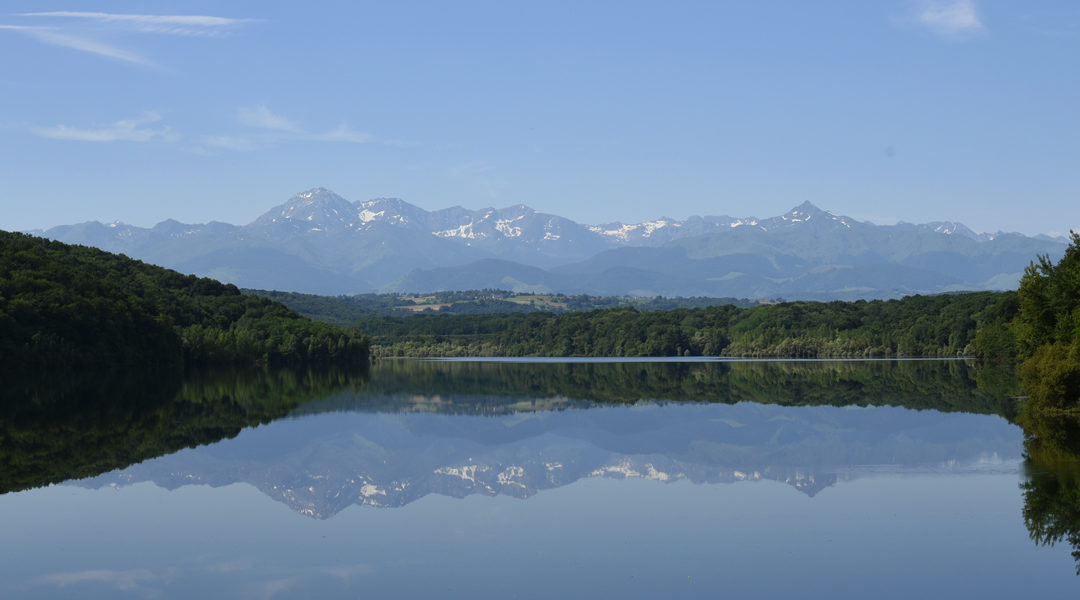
left=29, top=105, right=387, bottom=153
left=0, top=24, right=151, bottom=65
left=31, top=111, right=174, bottom=142
left=37, top=568, right=157, bottom=591
left=192, top=107, right=379, bottom=153
left=913, top=0, right=986, bottom=37
left=0, top=11, right=255, bottom=65
left=19, top=11, right=253, bottom=37
left=238, top=105, right=302, bottom=132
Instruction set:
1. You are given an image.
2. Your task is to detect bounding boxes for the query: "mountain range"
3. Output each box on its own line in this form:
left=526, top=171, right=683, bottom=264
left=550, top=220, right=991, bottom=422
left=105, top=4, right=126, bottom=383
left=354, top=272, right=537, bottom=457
left=35, top=187, right=1069, bottom=299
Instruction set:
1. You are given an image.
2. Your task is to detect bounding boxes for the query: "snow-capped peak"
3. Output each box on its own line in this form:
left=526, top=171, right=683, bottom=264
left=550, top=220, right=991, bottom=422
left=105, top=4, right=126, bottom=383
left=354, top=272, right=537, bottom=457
left=293, top=187, right=335, bottom=200
left=279, top=188, right=350, bottom=212
left=253, top=188, right=356, bottom=232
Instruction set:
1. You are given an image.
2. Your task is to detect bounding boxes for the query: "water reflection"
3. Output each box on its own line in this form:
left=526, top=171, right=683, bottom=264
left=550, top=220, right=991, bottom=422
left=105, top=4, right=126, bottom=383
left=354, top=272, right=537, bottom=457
left=35, top=359, right=1022, bottom=519
left=323, top=359, right=1020, bottom=416
left=7, top=359, right=1080, bottom=594
left=1023, top=413, right=1080, bottom=573
left=78, top=400, right=1021, bottom=519
left=0, top=366, right=367, bottom=493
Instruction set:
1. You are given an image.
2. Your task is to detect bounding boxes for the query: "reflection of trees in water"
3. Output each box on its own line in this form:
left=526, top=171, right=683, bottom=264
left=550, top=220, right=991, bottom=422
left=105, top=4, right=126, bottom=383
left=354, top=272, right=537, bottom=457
left=0, top=366, right=367, bottom=494
left=0, top=359, right=1023, bottom=500
left=330, top=359, right=1019, bottom=418
left=2, top=360, right=1021, bottom=495
left=1022, top=413, right=1080, bottom=574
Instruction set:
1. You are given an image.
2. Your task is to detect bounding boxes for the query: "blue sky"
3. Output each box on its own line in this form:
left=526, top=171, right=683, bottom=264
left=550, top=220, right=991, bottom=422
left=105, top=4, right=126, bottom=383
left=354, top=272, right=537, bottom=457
left=1, top=1, right=1077, bottom=235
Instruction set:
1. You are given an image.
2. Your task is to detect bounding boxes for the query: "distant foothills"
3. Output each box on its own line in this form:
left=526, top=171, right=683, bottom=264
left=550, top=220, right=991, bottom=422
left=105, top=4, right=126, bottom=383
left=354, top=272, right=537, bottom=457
left=32, top=188, right=1068, bottom=300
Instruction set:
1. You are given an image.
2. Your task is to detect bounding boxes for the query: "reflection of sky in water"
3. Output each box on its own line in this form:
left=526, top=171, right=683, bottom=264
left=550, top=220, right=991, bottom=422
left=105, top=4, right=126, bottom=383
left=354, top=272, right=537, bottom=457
left=1, top=400, right=1077, bottom=598
left=1, top=473, right=1076, bottom=599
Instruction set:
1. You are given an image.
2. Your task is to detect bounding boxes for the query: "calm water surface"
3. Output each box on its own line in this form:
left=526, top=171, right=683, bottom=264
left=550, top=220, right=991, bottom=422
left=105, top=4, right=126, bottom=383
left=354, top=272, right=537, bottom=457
left=1, top=359, right=1077, bottom=598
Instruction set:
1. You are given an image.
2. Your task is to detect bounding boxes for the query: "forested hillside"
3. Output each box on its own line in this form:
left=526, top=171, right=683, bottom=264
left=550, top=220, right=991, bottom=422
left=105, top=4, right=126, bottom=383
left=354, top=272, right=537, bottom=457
left=0, top=231, right=368, bottom=370
left=358, top=291, right=1010, bottom=359
left=1012, top=232, right=1080, bottom=413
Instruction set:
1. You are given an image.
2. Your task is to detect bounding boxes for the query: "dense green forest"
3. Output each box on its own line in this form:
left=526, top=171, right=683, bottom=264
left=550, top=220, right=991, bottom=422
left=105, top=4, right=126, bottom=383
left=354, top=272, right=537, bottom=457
left=350, top=291, right=1010, bottom=360
left=1010, top=232, right=1080, bottom=413
left=0, top=231, right=369, bottom=369
left=0, top=367, right=367, bottom=493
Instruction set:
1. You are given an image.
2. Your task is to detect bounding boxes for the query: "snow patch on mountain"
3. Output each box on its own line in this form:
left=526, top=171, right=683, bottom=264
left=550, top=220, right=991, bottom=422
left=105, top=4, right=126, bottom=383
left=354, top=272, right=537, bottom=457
left=495, top=216, right=524, bottom=238
left=730, top=219, right=759, bottom=228
left=589, top=224, right=638, bottom=242
left=435, top=223, right=485, bottom=240
left=641, top=219, right=676, bottom=236
left=357, top=209, right=384, bottom=223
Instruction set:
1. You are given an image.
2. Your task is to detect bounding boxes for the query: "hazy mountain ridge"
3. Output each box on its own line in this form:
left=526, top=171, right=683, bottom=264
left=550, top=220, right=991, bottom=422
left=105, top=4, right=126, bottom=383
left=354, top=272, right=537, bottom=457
left=36, top=188, right=1069, bottom=299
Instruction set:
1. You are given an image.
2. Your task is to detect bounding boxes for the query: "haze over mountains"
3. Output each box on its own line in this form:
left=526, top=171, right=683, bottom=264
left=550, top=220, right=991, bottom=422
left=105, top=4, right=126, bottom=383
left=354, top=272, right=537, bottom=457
left=37, top=188, right=1067, bottom=299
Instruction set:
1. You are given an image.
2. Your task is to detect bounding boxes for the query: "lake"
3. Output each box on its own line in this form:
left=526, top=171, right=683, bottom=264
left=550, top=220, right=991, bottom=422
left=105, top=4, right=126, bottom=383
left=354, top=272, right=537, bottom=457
left=1, top=359, right=1078, bottom=598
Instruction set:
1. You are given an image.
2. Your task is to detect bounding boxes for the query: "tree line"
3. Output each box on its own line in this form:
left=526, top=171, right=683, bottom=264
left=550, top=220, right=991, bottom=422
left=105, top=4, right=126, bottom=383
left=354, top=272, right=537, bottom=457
left=355, top=291, right=1010, bottom=360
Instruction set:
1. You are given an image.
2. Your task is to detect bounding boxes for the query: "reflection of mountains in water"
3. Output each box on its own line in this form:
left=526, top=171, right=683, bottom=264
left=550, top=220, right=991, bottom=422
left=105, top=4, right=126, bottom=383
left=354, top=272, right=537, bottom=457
left=79, top=399, right=1021, bottom=519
